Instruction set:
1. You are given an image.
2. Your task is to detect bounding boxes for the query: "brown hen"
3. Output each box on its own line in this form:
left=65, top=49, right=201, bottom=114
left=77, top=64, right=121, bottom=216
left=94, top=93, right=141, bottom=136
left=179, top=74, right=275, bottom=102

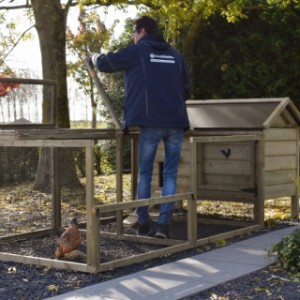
left=55, top=217, right=81, bottom=258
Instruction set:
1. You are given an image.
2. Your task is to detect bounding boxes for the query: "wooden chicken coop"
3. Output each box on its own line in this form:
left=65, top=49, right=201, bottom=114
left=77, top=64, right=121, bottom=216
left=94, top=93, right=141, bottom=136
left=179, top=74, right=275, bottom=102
left=1, top=76, right=299, bottom=274
left=151, top=98, right=300, bottom=225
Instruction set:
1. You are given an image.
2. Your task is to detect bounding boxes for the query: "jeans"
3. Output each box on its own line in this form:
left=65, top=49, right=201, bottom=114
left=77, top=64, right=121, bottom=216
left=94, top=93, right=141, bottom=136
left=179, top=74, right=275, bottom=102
left=137, top=127, right=184, bottom=225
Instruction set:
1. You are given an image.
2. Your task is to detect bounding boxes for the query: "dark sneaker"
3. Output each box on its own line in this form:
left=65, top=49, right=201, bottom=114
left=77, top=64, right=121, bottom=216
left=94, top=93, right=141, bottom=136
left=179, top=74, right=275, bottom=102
left=155, top=224, right=169, bottom=239
left=137, top=223, right=150, bottom=236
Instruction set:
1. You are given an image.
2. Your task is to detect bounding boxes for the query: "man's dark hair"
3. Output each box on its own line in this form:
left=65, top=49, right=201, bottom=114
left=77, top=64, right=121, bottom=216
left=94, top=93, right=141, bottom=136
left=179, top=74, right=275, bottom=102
left=134, top=16, right=159, bottom=35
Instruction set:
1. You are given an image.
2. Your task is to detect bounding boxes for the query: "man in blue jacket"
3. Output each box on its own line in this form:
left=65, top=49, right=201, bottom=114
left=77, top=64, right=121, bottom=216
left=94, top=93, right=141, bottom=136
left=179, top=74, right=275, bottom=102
left=92, top=15, right=190, bottom=239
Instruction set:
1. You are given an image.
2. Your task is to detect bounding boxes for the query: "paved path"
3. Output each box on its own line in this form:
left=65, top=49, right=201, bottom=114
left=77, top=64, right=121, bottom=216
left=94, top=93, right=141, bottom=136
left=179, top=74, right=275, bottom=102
left=47, top=225, right=299, bottom=300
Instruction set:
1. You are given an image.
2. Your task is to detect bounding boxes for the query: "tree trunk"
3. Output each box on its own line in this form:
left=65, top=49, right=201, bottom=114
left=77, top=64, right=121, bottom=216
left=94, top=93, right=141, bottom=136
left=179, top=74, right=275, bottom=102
left=31, top=0, right=82, bottom=193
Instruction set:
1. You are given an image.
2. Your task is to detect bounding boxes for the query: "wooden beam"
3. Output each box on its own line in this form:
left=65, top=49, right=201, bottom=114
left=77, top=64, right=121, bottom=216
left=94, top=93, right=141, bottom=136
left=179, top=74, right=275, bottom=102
left=51, top=147, right=61, bottom=229
left=196, top=224, right=262, bottom=247
left=131, top=135, right=139, bottom=200
left=187, top=195, right=197, bottom=245
left=96, top=242, right=193, bottom=273
left=254, top=140, right=265, bottom=225
left=99, top=231, right=183, bottom=246
left=15, top=128, right=117, bottom=140
left=190, top=134, right=262, bottom=144
left=191, top=140, right=198, bottom=200
left=85, top=143, right=100, bottom=270
left=93, top=193, right=193, bottom=214
left=115, top=131, right=123, bottom=235
left=0, top=253, right=89, bottom=273
left=0, top=139, right=94, bottom=147
left=263, top=97, right=290, bottom=128
left=186, top=98, right=285, bottom=105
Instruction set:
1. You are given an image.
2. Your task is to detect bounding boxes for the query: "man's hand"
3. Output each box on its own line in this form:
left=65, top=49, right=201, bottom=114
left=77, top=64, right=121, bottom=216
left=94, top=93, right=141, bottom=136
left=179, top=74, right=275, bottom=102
left=91, top=53, right=100, bottom=66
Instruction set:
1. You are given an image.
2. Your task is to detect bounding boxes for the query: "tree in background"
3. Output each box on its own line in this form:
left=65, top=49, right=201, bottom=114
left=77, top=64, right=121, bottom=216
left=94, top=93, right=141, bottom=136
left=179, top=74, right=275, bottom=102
left=191, top=2, right=300, bottom=105
left=66, top=7, right=113, bottom=128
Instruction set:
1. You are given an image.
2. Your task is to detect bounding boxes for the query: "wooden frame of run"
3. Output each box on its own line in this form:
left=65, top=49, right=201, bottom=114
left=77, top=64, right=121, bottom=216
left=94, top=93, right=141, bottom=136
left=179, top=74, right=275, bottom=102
left=0, top=131, right=261, bottom=274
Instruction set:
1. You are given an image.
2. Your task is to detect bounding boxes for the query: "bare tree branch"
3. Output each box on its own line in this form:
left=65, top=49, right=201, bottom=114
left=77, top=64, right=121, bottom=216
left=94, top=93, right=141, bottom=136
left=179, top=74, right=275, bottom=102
left=3, top=24, right=35, bottom=61
left=0, top=0, right=31, bottom=10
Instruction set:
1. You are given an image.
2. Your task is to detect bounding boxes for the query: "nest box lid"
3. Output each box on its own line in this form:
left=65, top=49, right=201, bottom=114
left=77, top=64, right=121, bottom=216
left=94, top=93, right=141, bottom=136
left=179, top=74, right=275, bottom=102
left=186, top=97, right=300, bottom=130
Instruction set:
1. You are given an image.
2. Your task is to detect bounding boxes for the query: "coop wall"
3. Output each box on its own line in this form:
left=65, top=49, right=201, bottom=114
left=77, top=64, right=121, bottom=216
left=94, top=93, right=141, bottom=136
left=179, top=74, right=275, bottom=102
left=152, top=128, right=299, bottom=202
left=195, top=139, right=256, bottom=202
left=263, top=127, right=299, bottom=200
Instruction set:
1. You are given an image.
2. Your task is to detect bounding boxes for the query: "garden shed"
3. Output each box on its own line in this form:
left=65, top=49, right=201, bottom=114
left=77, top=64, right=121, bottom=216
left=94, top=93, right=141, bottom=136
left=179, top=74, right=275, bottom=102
left=151, top=98, right=300, bottom=225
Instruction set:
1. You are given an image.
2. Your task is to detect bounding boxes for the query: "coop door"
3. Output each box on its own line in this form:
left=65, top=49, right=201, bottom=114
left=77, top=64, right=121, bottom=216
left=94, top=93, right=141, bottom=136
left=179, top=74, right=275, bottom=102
left=196, top=141, right=256, bottom=199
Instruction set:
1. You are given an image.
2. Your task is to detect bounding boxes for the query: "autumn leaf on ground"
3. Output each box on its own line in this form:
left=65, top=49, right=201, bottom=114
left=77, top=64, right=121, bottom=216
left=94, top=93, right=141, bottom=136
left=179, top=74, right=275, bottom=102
left=215, top=239, right=227, bottom=247
left=47, top=284, right=59, bottom=292
left=253, top=287, right=272, bottom=296
left=7, top=266, right=17, bottom=273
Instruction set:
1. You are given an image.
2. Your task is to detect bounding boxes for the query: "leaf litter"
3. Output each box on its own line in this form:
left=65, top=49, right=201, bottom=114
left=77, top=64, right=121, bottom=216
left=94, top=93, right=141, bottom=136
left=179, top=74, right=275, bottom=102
left=0, top=174, right=298, bottom=299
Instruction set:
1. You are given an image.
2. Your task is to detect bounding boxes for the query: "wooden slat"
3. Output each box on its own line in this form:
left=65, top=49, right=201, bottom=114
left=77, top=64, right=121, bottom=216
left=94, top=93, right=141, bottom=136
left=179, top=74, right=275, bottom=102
left=264, top=156, right=297, bottom=171
left=0, top=253, right=89, bottom=273
left=255, top=139, right=265, bottom=225
left=97, top=243, right=193, bottom=273
left=0, top=229, right=55, bottom=241
left=195, top=225, right=262, bottom=247
left=204, top=174, right=252, bottom=186
left=264, top=183, right=297, bottom=199
left=270, top=115, right=290, bottom=126
left=190, top=134, right=262, bottom=144
left=52, top=148, right=61, bottom=229
left=265, top=141, right=297, bottom=156
left=197, top=190, right=256, bottom=202
left=191, top=141, right=198, bottom=199
left=264, top=169, right=295, bottom=186
left=282, top=109, right=297, bottom=125
left=263, top=97, right=290, bottom=128
left=115, top=132, right=123, bottom=235
left=186, top=98, right=285, bottom=105
left=292, top=130, right=300, bottom=218
left=190, top=130, right=263, bottom=136
left=187, top=194, right=197, bottom=244
left=203, top=142, right=253, bottom=160
left=264, top=128, right=297, bottom=141
left=93, top=193, right=193, bottom=213
left=0, top=130, right=16, bottom=140
left=198, top=184, right=254, bottom=192
left=85, top=144, right=100, bottom=269
left=16, top=128, right=117, bottom=140
left=203, top=160, right=252, bottom=176
left=176, top=163, right=192, bottom=176
left=100, top=232, right=183, bottom=246
left=130, top=135, right=139, bottom=200
left=0, top=139, right=94, bottom=147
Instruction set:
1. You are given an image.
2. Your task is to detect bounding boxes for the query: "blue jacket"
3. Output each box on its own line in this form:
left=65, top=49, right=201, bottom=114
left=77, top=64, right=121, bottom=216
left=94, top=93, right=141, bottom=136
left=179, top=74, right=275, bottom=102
left=95, top=34, right=191, bottom=130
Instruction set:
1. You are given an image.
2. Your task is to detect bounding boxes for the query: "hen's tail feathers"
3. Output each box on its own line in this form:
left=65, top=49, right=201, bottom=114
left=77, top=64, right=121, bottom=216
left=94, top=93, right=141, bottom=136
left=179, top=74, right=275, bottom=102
left=70, top=217, right=79, bottom=226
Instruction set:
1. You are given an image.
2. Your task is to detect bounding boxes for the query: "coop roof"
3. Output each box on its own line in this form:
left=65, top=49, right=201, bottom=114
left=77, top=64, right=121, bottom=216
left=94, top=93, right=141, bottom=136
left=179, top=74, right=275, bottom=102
left=186, top=97, right=300, bottom=130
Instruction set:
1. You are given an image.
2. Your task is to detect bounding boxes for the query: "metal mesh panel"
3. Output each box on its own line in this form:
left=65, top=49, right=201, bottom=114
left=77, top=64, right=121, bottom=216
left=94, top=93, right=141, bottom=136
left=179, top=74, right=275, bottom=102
left=0, top=145, right=90, bottom=236
left=0, top=78, right=56, bottom=127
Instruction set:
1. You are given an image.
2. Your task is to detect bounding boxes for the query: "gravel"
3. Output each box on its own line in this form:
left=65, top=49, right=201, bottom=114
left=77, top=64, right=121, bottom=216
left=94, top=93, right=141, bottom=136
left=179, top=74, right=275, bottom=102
left=0, top=220, right=298, bottom=300
left=183, top=265, right=300, bottom=300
